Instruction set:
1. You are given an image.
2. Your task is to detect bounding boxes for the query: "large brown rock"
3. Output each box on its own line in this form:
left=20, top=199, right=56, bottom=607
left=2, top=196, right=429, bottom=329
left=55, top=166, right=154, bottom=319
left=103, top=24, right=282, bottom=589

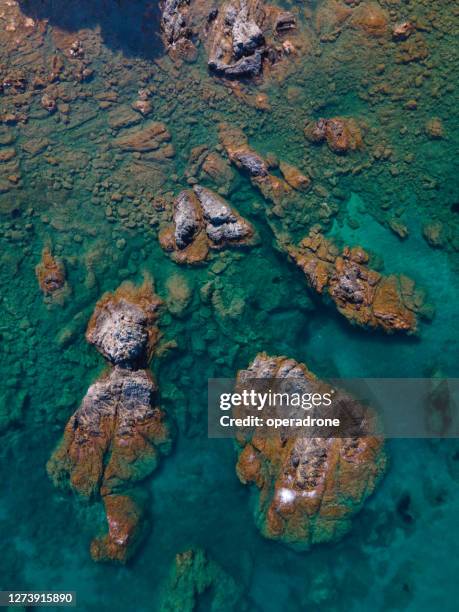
left=47, top=280, right=171, bottom=563
left=235, top=354, right=387, bottom=548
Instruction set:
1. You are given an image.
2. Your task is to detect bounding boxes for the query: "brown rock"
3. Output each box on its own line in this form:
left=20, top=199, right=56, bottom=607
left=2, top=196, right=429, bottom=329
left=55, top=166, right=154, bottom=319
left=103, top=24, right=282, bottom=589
left=288, top=228, right=426, bottom=333
left=235, top=353, right=387, bottom=548
left=35, top=247, right=66, bottom=296
left=279, top=161, right=311, bottom=191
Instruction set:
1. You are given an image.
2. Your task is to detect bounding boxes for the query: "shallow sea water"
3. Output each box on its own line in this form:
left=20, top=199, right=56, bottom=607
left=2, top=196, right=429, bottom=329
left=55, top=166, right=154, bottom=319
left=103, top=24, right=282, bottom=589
left=1, top=0, right=458, bottom=610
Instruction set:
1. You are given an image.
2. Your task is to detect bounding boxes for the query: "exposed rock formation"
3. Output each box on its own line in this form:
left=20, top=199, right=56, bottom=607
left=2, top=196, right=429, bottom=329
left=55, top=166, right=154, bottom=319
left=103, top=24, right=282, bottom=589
left=219, top=122, right=305, bottom=206
left=304, top=117, right=363, bottom=154
left=86, top=281, right=162, bottom=368
left=159, top=185, right=255, bottom=264
left=35, top=246, right=67, bottom=298
left=235, top=354, right=387, bottom=548
left=288, top=228, right=428, bottom=334
left=47, top=279, right=171, bottom=563
left=160, top=0, right=198, bottom=61
left=205, top=0, right=297, bottom=78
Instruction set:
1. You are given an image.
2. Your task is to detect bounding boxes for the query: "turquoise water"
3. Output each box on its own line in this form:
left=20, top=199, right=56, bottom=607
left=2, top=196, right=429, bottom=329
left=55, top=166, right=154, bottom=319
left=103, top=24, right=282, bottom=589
left=1, top=0, right=458, bottom=610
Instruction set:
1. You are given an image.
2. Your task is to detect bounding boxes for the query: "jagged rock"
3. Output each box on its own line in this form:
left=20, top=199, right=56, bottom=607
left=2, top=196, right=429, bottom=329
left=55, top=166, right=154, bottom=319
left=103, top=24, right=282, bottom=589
left=86, top=280, right=163, bottom=368
left=288, top=228, right=428, bottom=333
left=206, top=0, right=297, bottom=79
left=159, top=185, right=255, bottom=264
left=47, top=366, right=170, bottom=498
left=160, top=0, right=197, bottom=61
left=35, top=246, right=66, bottom=297
left=235, top=354, right=387, bottom=548
left=392, top=21, right=415, bottom=41
left=219, top=122, right=293, bottom=206
left=174, top=190, right=201, bottom=249
left=47, top=279, right=171, bottom=564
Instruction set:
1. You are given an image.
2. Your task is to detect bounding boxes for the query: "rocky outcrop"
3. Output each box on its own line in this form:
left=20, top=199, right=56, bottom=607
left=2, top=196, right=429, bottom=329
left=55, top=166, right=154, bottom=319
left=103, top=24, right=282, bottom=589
left=160, top=0, right=197, bottom=61
left=304, top=117, right=363, bottom=154
left=288, top=228, right=428, bottom=334
left=206, top=0, right=297, bottom=79
left=159, top=185, right=255, bottom=264
left=219, top=122, right=306, bottom=206
left=86, top=281, right=162, bottom=368
left=235, top=354, right=387, bottom=548
left=47, top=279, right=171, bottom=563
left=35, top=247, right=67, bottom=298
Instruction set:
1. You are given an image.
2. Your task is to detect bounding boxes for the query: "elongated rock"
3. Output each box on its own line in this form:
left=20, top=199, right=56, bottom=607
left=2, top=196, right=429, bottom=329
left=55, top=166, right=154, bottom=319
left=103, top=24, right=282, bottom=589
left=47, top=279, right=171, bottom=563
left=288, top=228, right=428, bottom=333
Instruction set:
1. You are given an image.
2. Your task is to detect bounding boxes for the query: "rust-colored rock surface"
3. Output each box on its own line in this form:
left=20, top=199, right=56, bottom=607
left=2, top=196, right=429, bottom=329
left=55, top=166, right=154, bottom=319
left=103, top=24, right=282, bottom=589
left=304, top=117, right=363, bottom=154
left=90, top=494, right=144, bottom=564
left=159, top=185, right=255, bottom=264
left=35, top=247, right=67, bottom=297
left=47, top=279, right=171, bottom=563
left=288, top=228, right=427, bottom=333
left=235, top=353, right=387, bottom=548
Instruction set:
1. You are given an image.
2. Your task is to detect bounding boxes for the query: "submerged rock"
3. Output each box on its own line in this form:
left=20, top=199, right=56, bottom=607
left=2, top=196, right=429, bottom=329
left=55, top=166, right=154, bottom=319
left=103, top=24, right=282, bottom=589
left=159, top=548, right=246, bottom=611
left=304, top=117, right=363, bottom=154
left=113, top=122, right=171, bottom=153
left=35, top=246, right=67, bottom=297
left=235, top=353, right=387, bottom=548
left=159, top=185, right=255, bottom=264
left=288, top=228, right=428, bottom=333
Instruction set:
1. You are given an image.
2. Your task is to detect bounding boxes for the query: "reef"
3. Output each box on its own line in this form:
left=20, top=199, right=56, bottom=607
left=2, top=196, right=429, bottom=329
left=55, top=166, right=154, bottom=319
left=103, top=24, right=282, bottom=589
left=288, top=228, right=428, bottom=334
left=47, top=279, right=171, bottom=563
left=235, top=353, right=387, bottom=548
left=159, top=185, right=255, bottom=264
left=159, top=548, right=247, bottom=611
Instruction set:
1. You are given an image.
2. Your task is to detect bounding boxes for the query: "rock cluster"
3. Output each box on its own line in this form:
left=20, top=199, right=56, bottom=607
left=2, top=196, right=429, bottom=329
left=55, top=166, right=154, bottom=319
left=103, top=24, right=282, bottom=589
left=235, top=354, right=387, bottom=548
left=206, top=0, right=297, bottom=78
left=304, top=117, right=363, bottom=154
left=47, top=279, right=170, bottom=563
left=219, top=122, right=309, bottom=207
left=288, top=228, right=427, bottom=333
left=159, top=185, right=255, bottom=264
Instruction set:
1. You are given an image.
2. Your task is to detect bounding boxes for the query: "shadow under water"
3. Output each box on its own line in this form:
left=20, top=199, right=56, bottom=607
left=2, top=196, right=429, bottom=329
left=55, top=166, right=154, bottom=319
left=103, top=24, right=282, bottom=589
left=19, top=0, right=164, bottom=60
